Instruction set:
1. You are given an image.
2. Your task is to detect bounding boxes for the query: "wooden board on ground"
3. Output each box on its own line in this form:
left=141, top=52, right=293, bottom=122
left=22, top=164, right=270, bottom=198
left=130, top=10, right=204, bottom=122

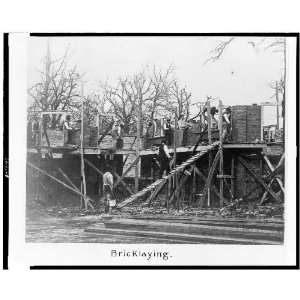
left=102, top=218, right=283, bottom=242
left=86, top=223, right=282, bottom=245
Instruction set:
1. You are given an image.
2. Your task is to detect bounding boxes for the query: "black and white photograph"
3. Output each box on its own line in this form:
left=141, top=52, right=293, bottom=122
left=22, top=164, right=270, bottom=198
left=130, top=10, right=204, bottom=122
left=5, top=33, right=298, bottom=268
left=25, top=35, right=289, bottom=244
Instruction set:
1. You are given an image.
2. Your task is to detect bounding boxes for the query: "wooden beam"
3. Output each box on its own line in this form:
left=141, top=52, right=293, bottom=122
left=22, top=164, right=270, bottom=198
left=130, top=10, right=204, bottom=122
left=167, top=176, right=171, bottom=212
left=114, top=155, right=140, bottom=189
left=259, top=178, right=278, bottom=205
left=174, top=107, right=178, bottom=210
left=169, top=166, right=195, bottom=205
left=202, top=150, right=221, bottom=199
left=27, top=162, right=93, bottom=202
left=207, top=100, right=212, bottom=207
left=84, top=158, right=134, bottom=196
left=194, top=167, right=222, bottom=201
left=80, top=92, right=87, bottom=210
left=216, top=175, right=234, bottom=179
left=237, top=156, right=281, bottom=203
left=218, top=99, right=224, bottom=207
left=145, top=179, right=167, bottom=206
left=122, top=136, right=137, bottom=167
left=58, top=167, right=94, bottom=210
left=262, top=153, right=284, bottom=193
left=58, top=167, right=79, bottom=191
left=224, top=178, right=234, bottom=200
left=135, top=93, right=142, bottom=193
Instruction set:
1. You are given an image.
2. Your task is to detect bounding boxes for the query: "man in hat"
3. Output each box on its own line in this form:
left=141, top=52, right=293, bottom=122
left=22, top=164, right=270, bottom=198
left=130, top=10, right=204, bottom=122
left=178, top=113, right=191, bottom=146
left=145, top=121, right=154, bottom=149
left=157, top=140, right=171, bottom=178
left=102, top=165, right=114, bottom=214
left=163, top=118, right=172, bottom=146
left=63, top=115, right=73, bottom=144
left=222, top=107, right=231, bottom=141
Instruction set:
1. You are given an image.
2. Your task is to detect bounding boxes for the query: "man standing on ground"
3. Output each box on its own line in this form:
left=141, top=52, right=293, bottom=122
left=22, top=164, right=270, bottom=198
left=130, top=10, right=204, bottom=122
left=102, top=169, right=114, bottom=214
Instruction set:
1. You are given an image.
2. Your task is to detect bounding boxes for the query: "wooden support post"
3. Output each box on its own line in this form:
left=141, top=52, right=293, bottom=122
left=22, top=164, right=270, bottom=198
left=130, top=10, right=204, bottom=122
left=192, top=167, right=197, bottom=204
left=135, top=92, right=142, bottom=193
left=207, top=99, right=212, bottom=145
left=231, top=155, right=235, bottom=200
left=224, top=178, right=234, bottom=200
left=207, top=100, right=212, bottom=207
left=80, top=88, right=87, bottom=210
left=207, top=98, right=212, bottom=207
left=276, top=81, right=279, bottom=130
left=202, top=150, right=221, bottom=199
left=261, top=105, right=264, bottom=141
left=169, top=166, right=195, bottom=205
left=174, top=107, right=179, bottom=210
left=167, top=176, right=171, bottom=213
left=237, top=156, right=281, bottom=203
left=194, top=166, right=229, bottom=204
left=218, top=100, right=224, bottom=207
left=122, top=136, right=137, bottom=167
left=207, top=97, right=212, bottom=207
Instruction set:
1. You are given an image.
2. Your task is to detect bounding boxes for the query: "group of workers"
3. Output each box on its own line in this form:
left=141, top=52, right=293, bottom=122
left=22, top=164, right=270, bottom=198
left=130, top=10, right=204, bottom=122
left=145, top=113, right=192, bottom=148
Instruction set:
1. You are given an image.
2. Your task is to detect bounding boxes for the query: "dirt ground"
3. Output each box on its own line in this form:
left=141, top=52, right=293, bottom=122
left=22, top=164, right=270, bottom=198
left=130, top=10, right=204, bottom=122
left=26, top=196, right=284, bottom=243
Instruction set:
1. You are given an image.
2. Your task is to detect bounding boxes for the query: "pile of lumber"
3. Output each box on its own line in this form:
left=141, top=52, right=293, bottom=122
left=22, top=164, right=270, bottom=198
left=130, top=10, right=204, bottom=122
left=85, top=216, right=284, bottom=244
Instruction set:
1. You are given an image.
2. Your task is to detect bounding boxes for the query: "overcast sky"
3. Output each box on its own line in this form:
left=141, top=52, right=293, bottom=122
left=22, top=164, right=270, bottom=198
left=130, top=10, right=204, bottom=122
left=28, top=36, right=286, bottom=125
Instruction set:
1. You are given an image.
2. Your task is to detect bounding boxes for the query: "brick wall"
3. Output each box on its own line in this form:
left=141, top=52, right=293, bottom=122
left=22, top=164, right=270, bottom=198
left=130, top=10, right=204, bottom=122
left=231, top=105, right=261, bottom=143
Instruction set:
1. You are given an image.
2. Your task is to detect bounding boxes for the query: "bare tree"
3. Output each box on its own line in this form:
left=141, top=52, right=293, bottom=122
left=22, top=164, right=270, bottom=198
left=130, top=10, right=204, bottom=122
left=28, top=45, right=82, bottom=114
left=70, top=94, right=102, bottom=127
left=100, top=64, right=176, bottom=134
left=203, top=37, right=235, bottom=65
left=167, top=80, right=192, bottom=119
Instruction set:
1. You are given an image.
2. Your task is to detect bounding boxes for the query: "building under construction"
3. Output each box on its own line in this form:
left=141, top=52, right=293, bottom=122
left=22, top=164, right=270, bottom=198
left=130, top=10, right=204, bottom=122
left=26, top=100, right=285, bottom=244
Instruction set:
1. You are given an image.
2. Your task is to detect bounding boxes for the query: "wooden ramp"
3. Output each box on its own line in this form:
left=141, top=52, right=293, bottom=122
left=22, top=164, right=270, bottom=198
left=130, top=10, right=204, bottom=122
left=116, top=142, right=220, bottom=209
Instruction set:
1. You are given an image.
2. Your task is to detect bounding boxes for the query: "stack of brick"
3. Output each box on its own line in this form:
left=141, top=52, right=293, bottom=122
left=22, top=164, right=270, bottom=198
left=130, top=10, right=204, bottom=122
left=246, top=104, right=261, bottom=142
left=231, top=105, right=261, bottom=143
left=89, top=126, right=99, bottom=147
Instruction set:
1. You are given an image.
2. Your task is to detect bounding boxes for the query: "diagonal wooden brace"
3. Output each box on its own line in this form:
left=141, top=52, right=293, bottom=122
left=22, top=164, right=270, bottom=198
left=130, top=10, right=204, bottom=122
left=84, top=158, right=134, bottom=195
left=237, top=156, right=281, bottom=203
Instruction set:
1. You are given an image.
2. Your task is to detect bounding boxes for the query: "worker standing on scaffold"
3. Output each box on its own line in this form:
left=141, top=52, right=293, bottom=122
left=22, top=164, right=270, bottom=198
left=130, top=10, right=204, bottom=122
left=163, top=118, right=172, bottom=146
left=64, top=115, right=73, bottom=145
left=222, top=107, right=231, bottom=142
left=158, top=140, right=171, bottom=178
